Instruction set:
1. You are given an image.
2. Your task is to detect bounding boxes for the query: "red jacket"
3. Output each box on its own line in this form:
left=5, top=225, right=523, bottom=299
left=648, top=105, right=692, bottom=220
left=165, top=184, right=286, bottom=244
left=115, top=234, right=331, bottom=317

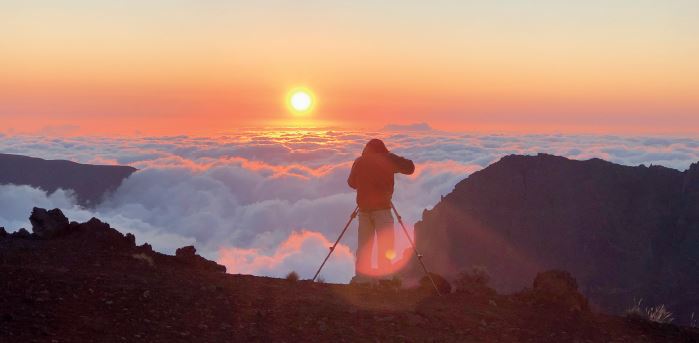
left=347, top=151, right=415, bottom=211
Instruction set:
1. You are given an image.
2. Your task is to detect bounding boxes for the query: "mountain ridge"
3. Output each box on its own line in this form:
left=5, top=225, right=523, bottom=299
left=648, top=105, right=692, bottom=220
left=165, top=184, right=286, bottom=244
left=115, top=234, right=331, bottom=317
left=414, top=153, right=699, bottom=324
left=0, top=153, right=136, bottom=206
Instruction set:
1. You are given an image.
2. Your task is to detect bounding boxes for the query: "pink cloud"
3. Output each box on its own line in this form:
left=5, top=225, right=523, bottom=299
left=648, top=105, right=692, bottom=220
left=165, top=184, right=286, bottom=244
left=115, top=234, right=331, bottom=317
left=217, top=230, right=355, bottom=282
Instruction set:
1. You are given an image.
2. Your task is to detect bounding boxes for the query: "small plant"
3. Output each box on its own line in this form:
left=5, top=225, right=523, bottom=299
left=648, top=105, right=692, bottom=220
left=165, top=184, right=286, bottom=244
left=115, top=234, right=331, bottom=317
left=690, top=312, right=696, bottom=328
left=285, top=271, right=299, bottom=282
left=646, top=304, right=673, bottom=324
left=316, top=276, right=326, bottom=283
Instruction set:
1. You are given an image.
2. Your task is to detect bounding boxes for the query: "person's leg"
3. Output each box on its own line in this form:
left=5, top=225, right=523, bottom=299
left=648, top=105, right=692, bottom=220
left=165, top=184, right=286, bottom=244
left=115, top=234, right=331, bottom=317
left=373, top=209, right=395, bottom=275
left=355, top=211, right=375, bottom=280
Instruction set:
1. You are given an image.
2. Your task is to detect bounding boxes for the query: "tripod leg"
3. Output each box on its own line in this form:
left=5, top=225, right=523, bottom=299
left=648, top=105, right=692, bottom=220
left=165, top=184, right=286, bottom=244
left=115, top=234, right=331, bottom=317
left=391, top=202, right=442, bottom=296
left=312, top=206, right=359, bottom=282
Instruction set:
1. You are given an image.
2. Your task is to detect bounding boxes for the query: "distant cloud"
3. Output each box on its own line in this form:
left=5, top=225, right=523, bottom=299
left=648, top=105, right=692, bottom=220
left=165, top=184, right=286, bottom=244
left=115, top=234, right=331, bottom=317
left=36, top=125, right=81, bottom=137
left=382, top=123, right=433, bottom=131
left=2, top=130, right=699, bottom=282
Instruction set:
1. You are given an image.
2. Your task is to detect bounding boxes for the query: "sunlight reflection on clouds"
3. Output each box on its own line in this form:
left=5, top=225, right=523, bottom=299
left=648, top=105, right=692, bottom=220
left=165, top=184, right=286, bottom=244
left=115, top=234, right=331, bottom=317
left=2, top=130, right=699, bottom=282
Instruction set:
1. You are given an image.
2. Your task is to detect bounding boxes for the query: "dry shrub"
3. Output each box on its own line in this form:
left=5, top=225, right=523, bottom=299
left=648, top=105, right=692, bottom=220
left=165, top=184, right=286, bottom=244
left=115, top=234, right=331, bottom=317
left=624, top=298, right=645, bottom=320
left=624, top=298, right=674, bottom=324
left=646, top=304, right=673, bottom=324
left=131, top=253, right=154, bottom=267
left=285, top=271, right=299, bottom=282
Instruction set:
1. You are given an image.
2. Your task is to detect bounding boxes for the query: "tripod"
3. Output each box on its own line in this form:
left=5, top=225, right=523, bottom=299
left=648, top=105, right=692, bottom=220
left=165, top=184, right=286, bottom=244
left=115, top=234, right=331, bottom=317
left=312, top=206, right=358, bottom=282
left=312, top=203, right=442, bottom=296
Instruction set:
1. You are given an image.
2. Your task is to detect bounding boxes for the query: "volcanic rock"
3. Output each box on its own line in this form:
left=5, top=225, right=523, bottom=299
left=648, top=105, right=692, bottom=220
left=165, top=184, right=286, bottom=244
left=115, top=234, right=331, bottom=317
left=125, top=233, right=136, bottom=246
left=12, top=228, right=31, bottom=239
left=30, top=207, right=70, bottom=238
left=176, top=245, right=226, bottom=273
left=140, top=243, right=154, bottom=253
left=73, top=217, right=137, bottom=250
left=176, top=245, right=197, bottom=258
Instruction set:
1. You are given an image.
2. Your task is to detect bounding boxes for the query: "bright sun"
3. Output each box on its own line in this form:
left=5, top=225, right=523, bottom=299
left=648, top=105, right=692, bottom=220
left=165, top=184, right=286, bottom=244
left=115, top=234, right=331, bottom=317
left=287, top=88, right=315, bottom=115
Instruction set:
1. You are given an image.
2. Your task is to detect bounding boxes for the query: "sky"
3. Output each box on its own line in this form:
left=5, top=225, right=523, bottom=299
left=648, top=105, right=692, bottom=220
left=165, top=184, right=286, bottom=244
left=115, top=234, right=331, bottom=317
left=2, top=1, right=699, bottom=134
left=3, top=129, right=699, bottom=283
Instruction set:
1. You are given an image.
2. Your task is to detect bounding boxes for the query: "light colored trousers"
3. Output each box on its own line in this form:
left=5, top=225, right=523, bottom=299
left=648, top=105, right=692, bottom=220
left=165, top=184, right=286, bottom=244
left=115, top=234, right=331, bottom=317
left=356, top=209, right=395, bottom=277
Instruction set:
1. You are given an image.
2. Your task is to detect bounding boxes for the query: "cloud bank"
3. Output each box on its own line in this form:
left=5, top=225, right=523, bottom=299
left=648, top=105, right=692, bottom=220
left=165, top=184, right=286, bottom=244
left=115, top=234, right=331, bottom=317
left=2, top=129, right=699, bottom=283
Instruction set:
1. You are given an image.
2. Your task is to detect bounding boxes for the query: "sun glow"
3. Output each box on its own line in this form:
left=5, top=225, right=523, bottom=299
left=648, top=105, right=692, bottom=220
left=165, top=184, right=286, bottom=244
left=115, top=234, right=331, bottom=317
left=286, top=88, right=315, bottom=115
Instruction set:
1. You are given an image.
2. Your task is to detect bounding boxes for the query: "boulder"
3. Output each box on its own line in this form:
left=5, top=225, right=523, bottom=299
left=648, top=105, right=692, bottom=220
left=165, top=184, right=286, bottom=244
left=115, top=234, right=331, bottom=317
left=455, top=267, right=496, bottom=296
left=29, top=207, right=70, bottom=238
left=12, top=228, right=32, bottom=239
left=176, top=246, right=197, bottom=258
left=530, top=270, right=589, bottom=312
left=175, top=245, right=226, bottom=273
left=125, top=233, right=136, bottom=247
left=78, top=217, right=137, bottom=249
left=420, top=273, right=451, bottom=295
left=533, top=270, right=578, bottom=293
left=139, top=243, right=154, bottom=253
left=84, top=217, right=110, bottom=231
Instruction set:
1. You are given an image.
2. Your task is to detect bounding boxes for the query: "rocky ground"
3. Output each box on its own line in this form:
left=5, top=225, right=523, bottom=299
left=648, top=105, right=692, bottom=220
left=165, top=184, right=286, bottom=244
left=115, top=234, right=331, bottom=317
left=1, top=208, right=698, bottom=342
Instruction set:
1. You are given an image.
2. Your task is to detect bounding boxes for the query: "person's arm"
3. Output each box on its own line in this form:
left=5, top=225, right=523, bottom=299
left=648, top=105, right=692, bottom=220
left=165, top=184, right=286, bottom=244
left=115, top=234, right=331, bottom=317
left=347, top=158, right=359, bottom=189
left=389, top=153, right=415, bottom=175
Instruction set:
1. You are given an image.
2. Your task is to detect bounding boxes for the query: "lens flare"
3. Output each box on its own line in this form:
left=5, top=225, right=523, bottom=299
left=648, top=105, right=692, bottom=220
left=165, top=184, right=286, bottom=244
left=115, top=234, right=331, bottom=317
left=356, top=229, right=412, bottom=278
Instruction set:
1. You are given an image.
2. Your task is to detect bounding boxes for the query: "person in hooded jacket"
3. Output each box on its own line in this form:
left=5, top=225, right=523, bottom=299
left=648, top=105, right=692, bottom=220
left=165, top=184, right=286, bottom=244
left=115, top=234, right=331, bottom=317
left=347, top=139, right=415, bottom=283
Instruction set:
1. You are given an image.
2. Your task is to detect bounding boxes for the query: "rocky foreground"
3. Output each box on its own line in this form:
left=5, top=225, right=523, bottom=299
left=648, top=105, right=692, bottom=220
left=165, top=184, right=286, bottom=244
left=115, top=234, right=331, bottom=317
left=1, top=209, right=698, bottom=342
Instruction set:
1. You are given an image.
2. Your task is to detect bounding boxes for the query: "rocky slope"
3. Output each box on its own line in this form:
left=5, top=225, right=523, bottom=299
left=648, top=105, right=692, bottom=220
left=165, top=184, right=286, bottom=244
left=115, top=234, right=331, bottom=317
left=414, top=154, right=699, bottom=323
left=2, top=208, right=698, bottom=342
left=0, top=153, right=136, bottom=206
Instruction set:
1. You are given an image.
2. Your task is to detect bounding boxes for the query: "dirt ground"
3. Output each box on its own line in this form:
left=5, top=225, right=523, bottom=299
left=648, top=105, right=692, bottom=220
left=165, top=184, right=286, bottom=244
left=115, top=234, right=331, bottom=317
left=2, top=228, right=698, bottom=343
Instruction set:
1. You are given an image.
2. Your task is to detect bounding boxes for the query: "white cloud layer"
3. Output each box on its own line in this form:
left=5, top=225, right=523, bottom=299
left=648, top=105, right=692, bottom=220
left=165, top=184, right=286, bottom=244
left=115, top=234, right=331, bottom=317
left=2, top=130, right=699, bottom=282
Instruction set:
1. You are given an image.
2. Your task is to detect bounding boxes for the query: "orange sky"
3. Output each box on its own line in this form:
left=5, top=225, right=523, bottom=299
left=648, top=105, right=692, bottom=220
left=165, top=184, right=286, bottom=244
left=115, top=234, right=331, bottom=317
left=1, top=1, right=698, bottom=135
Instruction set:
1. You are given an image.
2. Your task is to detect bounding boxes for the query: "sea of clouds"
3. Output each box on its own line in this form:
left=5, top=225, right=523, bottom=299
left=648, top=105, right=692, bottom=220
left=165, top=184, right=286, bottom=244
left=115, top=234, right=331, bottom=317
left=2, top=128, right=699, bottom=283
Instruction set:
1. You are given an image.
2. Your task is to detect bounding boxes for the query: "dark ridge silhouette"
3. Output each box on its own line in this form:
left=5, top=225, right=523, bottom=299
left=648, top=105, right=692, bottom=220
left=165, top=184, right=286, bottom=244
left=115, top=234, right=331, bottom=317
left=0, top=153, right=136, bottom=206
left=414, top=153, right=699, bottom=323
left=1, top=208, right=697, bottom=342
